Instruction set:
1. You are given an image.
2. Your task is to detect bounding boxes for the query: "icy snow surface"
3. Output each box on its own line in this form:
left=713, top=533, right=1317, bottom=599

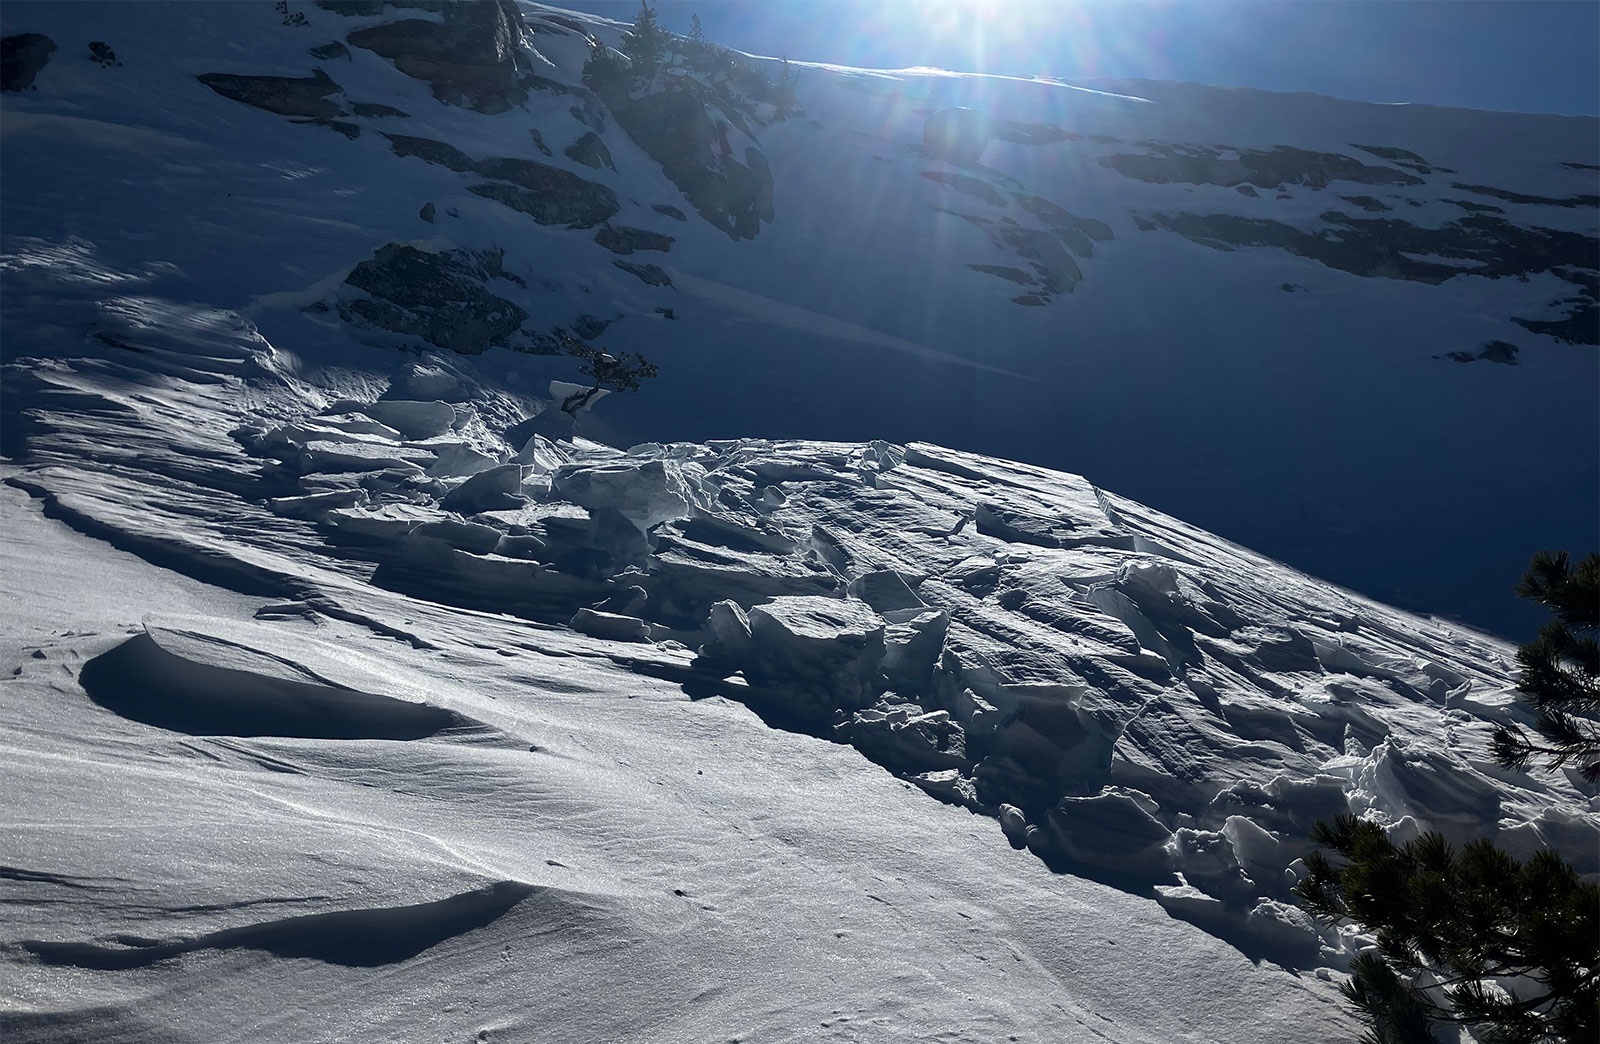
left=1, top=3, right=1597, bottom=1041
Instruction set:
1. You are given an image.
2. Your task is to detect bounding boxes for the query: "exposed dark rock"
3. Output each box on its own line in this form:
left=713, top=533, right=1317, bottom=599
left=315, top=0, right=386, bottom=14
left=1450, top=181, right=1600, bottom=209
left=1438, top=340, right=1520, bottom=365
left=571, top=314, right=613, bottom=340
left=613, top=261, right=671, bottom=287
left=1513, top=300, right=1598, bottom=345
left=197, top=69, right=344, bottom=118
left=1477, top=340, right=1519, bottom=364
left=1149, top=209, right=1599, bottom=288
left=1351, top=143, right=1429, bottom=166
left=2, top=33, right=56, bottom=92
left=594, top=225, right=673, bottom=255
left=529, top=128, right=551, bottom=156
left=1011, top=194, right=1067, bottom=225
left=652, top=204, right=686, bottom=221
left=1350, top=143, right=1437, bottom=175
left=1012, top=294, right=1047, bottom=307
left=1036, top=208, right=1115, bottom=259
left=468, top=158, right=618, bottom=226
left=996, top=225, right=1081, bottom=294
left=1340, top=195, right=1390, bottom=212
left=1280, top=283, right=1308, bottom=293
left=310, top=40, right=350, bottom=61
left=1236, top=184, right=1259, bottom=198
left=1564, top=161, right=1600, bottom=172
left=1103, top=143, right=1424, bottom=190
left=350, top=101, right=407, bottom=117
left=346, top=0, right=531, bottom=113
left=382, top=132, right=475, bottom=171
left=301, top=117, right=361, bottom=139
left=87, top=41, right=120, bottom=67
left=564, top=131, right=614, bottom=171
left=603, top=84, right=774, bottom=240
left=340, top=243, right=528, bottom=354
left=969, top=265, right=1035, bottom=286
left=1054, top=225, right=1095, bottom=259
left=922, top=171, right=1004, bottom=207
left=923, top=107, right=989, bottom=166
left=419, top=201, right=435, bottom=223
left=989, top=118, right=1075, bottom=147
left=1445, top=198, right=1504, bottom=214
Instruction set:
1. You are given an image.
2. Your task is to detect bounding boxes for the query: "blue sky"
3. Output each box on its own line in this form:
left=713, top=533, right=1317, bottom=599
left=551, top=1, right=1600, bottom=116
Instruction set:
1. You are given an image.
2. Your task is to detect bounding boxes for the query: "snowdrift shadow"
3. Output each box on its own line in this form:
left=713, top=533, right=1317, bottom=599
left=0, top=1004, right=191, bottom=1044
left=23, top=881, right=536, bottom=970
left=80, top=632, right=476, bottom=740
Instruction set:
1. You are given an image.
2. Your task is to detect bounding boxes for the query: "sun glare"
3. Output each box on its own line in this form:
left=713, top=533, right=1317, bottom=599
left=849, top=0, right=1139, bottom=82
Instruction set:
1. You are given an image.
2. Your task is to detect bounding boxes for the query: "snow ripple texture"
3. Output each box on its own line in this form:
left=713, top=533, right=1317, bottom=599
left=2, top=282, right=1592, bottom=1040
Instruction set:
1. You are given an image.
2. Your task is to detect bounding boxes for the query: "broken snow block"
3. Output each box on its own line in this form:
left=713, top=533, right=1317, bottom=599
left=363, top=399, right=457, bottom=439
left=552, top=457, right=702, bottom=532
left=1031, top=789, right=1176, bottom=882
left=739, top=596, right=886, bottom=723
left=847, top=704, right=969, bottom=774
left=441, top=463, right=526, bottom=514
left=882, top=609, right=949, bottom=694
left=847, top=569, right=925, bottom=618
left=570, top=608, right=651, bottom=643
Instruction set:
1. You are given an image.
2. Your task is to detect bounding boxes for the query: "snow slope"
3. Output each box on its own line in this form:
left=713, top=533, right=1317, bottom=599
left=2, top=1, right=1596, bottom=634
left=1, top=4, right=1597, bottom=1041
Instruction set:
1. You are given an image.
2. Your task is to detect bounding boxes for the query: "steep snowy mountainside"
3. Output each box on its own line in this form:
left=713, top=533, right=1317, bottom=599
left=2, top=6, right=1598, bottom=1039
left=1, top=271, right=1594, bottom=1040
left=2, top=0, right=1596, bottom=635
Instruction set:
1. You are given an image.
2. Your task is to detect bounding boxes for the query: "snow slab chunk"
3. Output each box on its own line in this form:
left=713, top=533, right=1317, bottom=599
left=551, top=458, right=701, bottom=532
left=363, top=399, right=457, bottom=439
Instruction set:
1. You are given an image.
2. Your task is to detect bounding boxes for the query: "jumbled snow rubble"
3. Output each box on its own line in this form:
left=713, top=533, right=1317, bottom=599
left=236, top=362, right=1598, bottom=961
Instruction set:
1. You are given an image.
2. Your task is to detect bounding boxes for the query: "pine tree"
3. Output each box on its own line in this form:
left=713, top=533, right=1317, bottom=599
left=772, top=56, right=797, bottom=117
left=560, top=341, right=658, bottom=415
left=1294, top=815, right=1599, bottom=1044
left=621, top=0, right=663, bottom=86
left=1492, top=551, right=1600, bottom=781
left=689, top=13, right=705, bottom=45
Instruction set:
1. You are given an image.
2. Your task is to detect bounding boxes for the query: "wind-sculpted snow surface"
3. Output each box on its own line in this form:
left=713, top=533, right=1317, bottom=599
left=233, top=394, right=1598, bottom=952
left=1, top=270, right=1593, bottom=1041
left=1, top=3, right=1597, bottom=1039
